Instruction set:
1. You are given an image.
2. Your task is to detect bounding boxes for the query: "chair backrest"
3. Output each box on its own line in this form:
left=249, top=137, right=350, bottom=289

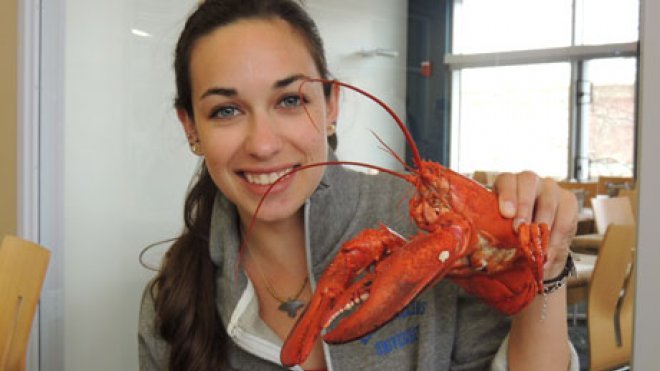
left=558, top=181, right=598, bottom=209
left=0, top=236, right=50, bottom=371
left=590, top=196, right=635, bottom=235
left=472, top=170, right=500, bottom=188
left=617, top=187, right=638, bottom=218
left=587, top=224, right=636, bottom=371
left=619, top=252, right=636, bottom=362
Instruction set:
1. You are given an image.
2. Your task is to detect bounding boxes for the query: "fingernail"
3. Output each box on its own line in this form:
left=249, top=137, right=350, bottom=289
left=513, top=217, right=525, bottom=231
left=502, top=201, right=516, bottom=217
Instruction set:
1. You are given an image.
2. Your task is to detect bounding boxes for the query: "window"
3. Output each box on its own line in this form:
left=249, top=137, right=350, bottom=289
left=455, top=63, right=571, bottom=177
left=584, top=58, right=637, bottom=178
left=446, top=0, right=639, bottom=180
left=453, top=0, right=572, bottom=53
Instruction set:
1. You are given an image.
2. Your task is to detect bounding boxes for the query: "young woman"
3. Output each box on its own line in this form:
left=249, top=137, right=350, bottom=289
left=138, top=0, right=579, bottom=370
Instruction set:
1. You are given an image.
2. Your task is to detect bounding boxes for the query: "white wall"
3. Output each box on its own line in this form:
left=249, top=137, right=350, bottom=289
left=307, top=0, right=408, bottom=170
left=632, top=0, right=660, bottom=368
left=60, top=1, right=198, bottom=370
left=39, top=1, right=408, bottom=370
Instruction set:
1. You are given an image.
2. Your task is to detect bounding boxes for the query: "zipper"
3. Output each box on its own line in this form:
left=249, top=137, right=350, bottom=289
left=304, top=199, right=335, bottom=371
left=227, top=279, right=304, bottom=371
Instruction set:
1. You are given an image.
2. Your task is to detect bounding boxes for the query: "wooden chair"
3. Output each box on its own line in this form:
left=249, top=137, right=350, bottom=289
left=0, top=236, right=50, bottom=371
left=591, top=196, right=635, bottom=235
left=558, top=180, right=598, bottom=209
left=472, top=170, right=500, bottom=188
left=596, top=176, right=634, bottom=197
left=587, top=224, right=636, bottom=371
left=571, top=234, right=604, bottom=255
left=617, top=187, right=638, bottom=218
left=618, top=253, right=636, bottom=364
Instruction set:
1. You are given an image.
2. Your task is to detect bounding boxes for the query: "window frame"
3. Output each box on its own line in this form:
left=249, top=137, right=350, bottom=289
left=444, top=0, right=639, bottom=180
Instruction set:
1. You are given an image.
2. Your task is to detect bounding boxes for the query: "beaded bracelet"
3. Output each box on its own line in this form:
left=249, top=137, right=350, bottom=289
left=542, top=254, right=576, bottom=295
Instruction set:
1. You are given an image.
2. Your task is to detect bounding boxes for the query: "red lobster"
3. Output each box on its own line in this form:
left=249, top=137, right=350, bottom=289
left=243, top=79, right=549, bottom=367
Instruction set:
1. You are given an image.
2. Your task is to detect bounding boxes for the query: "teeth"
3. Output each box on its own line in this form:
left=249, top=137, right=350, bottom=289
left=325, top=312, right=340, bottom=328
left=244, top=167, right=293, bottom=185
left=323, top=292, right=370, bottom=328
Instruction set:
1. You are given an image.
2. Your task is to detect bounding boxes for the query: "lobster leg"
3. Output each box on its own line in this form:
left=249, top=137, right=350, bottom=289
left=280, top=225, right=407, bottom=367
left=450, top=266, right=539, bottom=315
left=517, top=222, right=550, bottom=293
left=449, top=222, right=550, bottom=315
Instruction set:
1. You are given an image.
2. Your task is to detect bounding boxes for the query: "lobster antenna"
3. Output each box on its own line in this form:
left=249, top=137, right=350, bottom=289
left=239, top=160, right=409, bottom=258
left=304, top=78, right=423, bottom=169
left=369, top=129, right=414, bottom=173
left=297, top=79, right=323, bottom=135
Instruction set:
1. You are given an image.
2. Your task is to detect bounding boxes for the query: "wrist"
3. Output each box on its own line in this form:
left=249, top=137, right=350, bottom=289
left=544, top=252, right=569, bottom=280
left=542, top=254, right=575, bottom=295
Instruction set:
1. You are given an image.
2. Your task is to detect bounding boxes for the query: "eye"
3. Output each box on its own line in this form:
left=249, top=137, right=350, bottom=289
left=278, top=94, right=307, bottom=109
left=210, top=105, right=240, bottom=119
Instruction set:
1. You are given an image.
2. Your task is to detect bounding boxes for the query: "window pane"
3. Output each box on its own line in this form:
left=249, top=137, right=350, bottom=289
left=578, top=0, right=639, bottom=45
left=453, top=0, right=572, bottom=54
left=586, top=58, right=636, bottom=178
left=456, top=64, right=570, bottom=178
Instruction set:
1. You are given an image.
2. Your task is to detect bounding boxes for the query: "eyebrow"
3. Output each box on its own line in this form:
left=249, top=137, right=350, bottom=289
left=200, top=87, right=237, bottom=99
left=199, top=74, right=309, bottom=100
left=273, top=74, right=308, bottom=89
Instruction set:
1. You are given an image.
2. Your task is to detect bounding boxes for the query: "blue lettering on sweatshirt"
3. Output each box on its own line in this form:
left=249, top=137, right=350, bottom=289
left=395, top=299, right=427, bottom=319
left=358, top=300, right=427, bottom=346
left=374, top=325, right=420, bottom=356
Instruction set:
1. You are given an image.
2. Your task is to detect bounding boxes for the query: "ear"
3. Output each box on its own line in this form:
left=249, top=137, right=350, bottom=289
left=177, top=109, right=204, bottom=156
left=177, top=108, right=198, bottom=142
left=325, top=82, right=340, bottom=136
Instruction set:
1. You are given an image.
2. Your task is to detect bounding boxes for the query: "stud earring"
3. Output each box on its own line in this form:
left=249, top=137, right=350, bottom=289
left=190, top=141, right=202, bottom=155
left=327, top=122, right=337, bottom=135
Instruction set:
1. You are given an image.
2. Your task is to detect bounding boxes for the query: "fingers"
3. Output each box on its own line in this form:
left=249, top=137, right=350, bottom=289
left=493, top=172, right=579, bottom=277
left=493, top=172, right=517, bottom=218
left=533, top=177, right=560, bottom=228
left=493, top=171, right=540, bottom=230
left=544, top=188, right=578, bottom=276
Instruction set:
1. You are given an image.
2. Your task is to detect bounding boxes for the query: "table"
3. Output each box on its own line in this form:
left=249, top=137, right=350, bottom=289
left=576, top=207, right=596, bottom=235
left=571, top=233, right=603, bottom=254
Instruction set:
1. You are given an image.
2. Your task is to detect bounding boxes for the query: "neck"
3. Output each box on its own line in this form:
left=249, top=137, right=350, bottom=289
left=238, top=209, right=308, bottom=273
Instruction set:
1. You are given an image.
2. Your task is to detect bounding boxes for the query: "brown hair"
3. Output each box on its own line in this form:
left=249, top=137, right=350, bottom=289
left=151, top=0, right=331, bottom=370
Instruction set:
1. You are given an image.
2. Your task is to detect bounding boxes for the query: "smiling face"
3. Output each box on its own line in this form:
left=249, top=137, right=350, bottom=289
left=179, top=18, right=338, bottom=225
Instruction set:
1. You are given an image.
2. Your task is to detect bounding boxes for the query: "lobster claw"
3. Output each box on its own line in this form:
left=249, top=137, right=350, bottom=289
left=280, top=225, right=407, bottom=367
left=322, top=224, right=470, bottom=344
left=280, top=288, right=333, bottom=367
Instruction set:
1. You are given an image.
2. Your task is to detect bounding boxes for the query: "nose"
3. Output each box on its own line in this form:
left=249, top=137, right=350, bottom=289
left=243, top=112, right=283, bottom=159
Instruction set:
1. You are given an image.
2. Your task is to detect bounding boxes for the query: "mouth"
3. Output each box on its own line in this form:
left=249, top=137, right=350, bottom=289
left=240, top=166, right=297, bottom=186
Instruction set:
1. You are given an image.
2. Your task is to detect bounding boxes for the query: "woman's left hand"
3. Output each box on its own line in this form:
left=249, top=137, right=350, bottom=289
left=492, top=171, right=578, bottom=279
